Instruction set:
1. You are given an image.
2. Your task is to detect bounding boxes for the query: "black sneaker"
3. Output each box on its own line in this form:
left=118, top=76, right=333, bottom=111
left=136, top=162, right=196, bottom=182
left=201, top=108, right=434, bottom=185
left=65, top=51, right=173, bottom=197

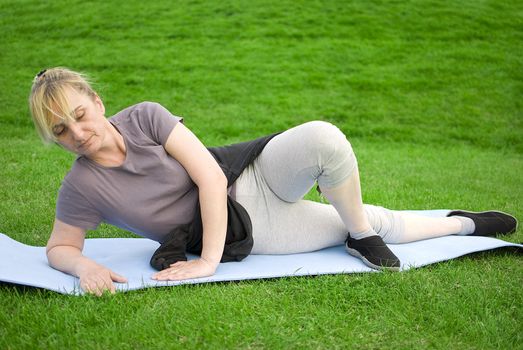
left=447, top=210, right=518, bottom=237
left=345, top=235, right=401, bottom=271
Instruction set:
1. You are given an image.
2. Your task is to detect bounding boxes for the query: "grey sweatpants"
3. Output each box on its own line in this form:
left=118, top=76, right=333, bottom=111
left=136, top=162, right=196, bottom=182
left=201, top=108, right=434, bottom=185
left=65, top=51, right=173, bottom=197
left=233, top=121, right=405, bottom=254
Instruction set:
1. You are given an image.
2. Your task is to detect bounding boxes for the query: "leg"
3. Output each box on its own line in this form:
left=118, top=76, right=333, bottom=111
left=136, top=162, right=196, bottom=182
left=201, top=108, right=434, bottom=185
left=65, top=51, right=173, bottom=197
left=248, top=198, right=347, bottom=254
left=257, top=121, right=372, bottom=238
left=319, top=170, right=402, bottom=270
left=234, top=121, right=399, bottom=269
left=234, top=174, right=348, bottom=254
left=319, top=170, right=374, bottom=238
left=364, top=205, right=464, bottom=243
left=233, top=121, right=352, bottom=253
left=365, top=206, right=517, bottom=242
left=235, top=121, right=516, bottom=256
left=394, top=213, right=462, bottom=242
left=255, top=120, right=358, bottom=203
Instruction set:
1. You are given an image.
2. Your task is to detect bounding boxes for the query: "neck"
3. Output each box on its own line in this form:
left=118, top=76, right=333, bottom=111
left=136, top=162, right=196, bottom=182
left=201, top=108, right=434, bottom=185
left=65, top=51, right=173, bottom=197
left=89, top=121, right=126, bottom=167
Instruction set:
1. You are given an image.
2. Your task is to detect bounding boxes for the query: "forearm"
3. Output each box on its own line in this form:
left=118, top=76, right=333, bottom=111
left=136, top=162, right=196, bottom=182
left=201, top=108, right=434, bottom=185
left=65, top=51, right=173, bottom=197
left=47, top=245, right=101, bottom=277
left=198, top=174, right=228, bottom=266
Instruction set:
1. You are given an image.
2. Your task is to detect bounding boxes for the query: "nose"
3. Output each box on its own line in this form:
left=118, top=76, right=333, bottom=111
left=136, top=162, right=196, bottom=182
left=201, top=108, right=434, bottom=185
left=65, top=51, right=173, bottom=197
left=68, top=122, right=85, bottom=142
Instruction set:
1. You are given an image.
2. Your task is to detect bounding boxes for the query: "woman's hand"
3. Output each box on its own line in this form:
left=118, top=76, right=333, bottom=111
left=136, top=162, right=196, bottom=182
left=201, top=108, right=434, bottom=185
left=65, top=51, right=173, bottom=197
left=151, top=258, right=218, bottom=281
left=78, top=265, right=128, bottom=296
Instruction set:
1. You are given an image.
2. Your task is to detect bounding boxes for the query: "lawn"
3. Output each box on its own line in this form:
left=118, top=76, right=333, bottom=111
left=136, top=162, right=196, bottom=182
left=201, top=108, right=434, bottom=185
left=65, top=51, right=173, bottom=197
left=0, top=0, right=522, bottom=349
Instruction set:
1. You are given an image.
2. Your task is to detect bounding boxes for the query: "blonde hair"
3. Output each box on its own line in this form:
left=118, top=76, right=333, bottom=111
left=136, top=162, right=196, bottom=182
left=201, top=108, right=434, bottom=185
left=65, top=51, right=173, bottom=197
left=28, top=67, right=98, bottom=143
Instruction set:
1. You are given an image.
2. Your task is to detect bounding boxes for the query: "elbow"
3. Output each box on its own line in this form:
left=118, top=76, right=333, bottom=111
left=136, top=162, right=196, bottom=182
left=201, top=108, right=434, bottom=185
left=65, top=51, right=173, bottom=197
left=45, top=244, right=58, bottom=263
left=45, top=246, right=56, bottom=267
left=45, top=243, right=81, bottom=261
left=46, top=243, right=55, bottom=257
left=216, top=169, right=227, bottom=188
left=199, top=168, right=228, bottom=191
left=209, top=165, right=228, bottom=188
left=213, top=171, right=228, bottom=192
left=46, top=239, right=64, bottom=257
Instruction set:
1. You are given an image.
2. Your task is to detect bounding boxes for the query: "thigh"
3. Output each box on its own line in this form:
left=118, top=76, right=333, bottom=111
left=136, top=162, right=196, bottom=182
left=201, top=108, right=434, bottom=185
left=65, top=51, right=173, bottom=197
left=234, top=164, right=347, bottom=254
left=256, top=121, right=339, bottom=202
left=257, top=121, right=356, bottom=202
left=249, top=197, right=347, bottom=254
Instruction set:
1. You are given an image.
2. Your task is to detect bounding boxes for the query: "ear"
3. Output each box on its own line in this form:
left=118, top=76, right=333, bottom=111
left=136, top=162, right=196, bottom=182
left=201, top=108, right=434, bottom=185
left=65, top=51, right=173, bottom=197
left=93, top=94, right=106, bottom=115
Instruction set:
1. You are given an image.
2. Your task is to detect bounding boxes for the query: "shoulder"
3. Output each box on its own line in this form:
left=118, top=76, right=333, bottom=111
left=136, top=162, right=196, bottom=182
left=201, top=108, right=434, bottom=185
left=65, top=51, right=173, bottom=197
left=61, top=157, right=94, bottom=191
left=109, top=102, right=183, bottom=146
left=130, top=101, right=168, bottom=116
left=57, top=162, right=102, bottom=230
left=109, top=102, right=183, bottom=123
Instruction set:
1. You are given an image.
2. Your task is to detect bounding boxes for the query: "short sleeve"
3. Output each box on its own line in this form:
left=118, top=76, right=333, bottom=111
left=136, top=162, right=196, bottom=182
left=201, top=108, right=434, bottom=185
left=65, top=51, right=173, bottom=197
left=55, top=180, right=103, bottom=230
left=135, top=102, right=184, bottom=147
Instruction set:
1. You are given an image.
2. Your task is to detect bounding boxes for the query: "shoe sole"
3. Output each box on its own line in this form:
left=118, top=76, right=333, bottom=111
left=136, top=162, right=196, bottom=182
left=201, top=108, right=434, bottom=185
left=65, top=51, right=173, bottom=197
left=345, top=246, right=400, bottom=272
left=448, top=210, right=519, bottom=235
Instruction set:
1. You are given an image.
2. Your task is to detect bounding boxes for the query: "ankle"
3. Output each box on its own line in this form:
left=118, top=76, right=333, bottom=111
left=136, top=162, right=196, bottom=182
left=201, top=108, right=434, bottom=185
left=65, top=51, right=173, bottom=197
left=349, top=227, right=378, bottom=240
left=452, top=216, right=475, bottom=235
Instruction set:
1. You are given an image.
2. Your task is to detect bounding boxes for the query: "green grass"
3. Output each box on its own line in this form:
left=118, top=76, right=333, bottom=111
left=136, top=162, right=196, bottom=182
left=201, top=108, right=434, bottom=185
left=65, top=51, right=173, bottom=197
left=0, top=0, right=522, bottom=348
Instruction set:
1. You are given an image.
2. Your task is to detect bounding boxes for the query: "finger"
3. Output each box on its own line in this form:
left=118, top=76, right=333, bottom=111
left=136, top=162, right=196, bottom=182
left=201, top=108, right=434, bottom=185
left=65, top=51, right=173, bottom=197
left=94, top=277, right=111, bottom=297
left=155, top=269, right=186, bottom=281
left=153, top=271, right=178, bottom=280
left=151, top=272, right=164, bottom=280
left=101, top=278, right=116, bottom=295
left=82, top=279, right=101, bottom=295
left=86, top=282, right=101, bottom=297
left=82, top=282, right=93, bottom=295
left=93, top=279, right=105, bottom=297
left=169, top=261, right=185, bottom=267
left=167, top=268, right=195, bottom=280
left=156, top=273, right=181, bottom=281
left=152, top=269, right=168, bottom=279
left=153, top=266, right=182, bottom=279
left=110, top=271, right=128, bottom=283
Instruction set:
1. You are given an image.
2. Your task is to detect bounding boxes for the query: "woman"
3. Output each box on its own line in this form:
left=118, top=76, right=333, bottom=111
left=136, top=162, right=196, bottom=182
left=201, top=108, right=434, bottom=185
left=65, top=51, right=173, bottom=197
left=29, top=67, right=517, bottom=296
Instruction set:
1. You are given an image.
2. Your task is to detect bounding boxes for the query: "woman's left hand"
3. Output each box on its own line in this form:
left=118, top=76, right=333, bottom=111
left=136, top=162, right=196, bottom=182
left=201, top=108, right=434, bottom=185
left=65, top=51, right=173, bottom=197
left=151, top=258, right=218, bottom=281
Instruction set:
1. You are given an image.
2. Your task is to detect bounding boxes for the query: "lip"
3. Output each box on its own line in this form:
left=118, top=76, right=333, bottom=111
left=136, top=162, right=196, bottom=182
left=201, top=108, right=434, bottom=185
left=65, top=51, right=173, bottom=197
left=78, top=135, right=94, bottom=150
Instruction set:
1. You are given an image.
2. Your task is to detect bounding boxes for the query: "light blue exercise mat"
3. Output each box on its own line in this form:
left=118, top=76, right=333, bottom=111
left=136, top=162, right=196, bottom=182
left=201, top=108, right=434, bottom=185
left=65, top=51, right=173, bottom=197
left=1, top=210, right=521, bottom=295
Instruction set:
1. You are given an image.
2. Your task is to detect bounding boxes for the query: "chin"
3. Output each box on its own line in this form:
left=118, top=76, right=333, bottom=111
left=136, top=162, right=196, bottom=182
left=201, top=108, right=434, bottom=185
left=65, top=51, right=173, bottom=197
left=78, top=138, right=97, bottom=155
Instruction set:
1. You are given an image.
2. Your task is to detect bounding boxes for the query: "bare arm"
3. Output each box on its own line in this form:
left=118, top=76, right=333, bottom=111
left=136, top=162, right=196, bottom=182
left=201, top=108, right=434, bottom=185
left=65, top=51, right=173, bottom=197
left=152, top=122, right=228, bottom=280
left=47, top=219, right=127, bottom=295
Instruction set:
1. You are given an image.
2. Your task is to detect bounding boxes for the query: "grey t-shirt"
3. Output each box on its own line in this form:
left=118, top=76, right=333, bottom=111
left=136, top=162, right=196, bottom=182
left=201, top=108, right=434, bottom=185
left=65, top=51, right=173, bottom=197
left=55, top=101, right=199, bottom=242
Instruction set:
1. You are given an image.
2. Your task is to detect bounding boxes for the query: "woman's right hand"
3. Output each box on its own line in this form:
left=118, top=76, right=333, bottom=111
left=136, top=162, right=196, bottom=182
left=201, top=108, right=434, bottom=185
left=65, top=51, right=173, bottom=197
left=46, top=219, right=128, bottom=296
left=78, top=265, right=128, bottom=296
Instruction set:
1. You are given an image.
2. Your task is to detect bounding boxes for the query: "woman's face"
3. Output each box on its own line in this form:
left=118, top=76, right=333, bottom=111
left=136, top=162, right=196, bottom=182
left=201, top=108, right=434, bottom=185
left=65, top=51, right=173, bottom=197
left=51, top=88, right=108, bottom=157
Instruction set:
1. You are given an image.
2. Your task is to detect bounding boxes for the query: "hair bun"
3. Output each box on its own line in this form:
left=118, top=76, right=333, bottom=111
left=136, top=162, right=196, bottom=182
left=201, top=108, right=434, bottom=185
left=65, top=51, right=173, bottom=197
left=35, top=69, right=47, bottom=80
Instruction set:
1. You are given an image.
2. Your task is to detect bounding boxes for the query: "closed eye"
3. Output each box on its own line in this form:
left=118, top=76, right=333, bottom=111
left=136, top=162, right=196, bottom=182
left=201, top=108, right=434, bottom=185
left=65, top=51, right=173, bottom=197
left=53, top=125, right=66, bottom=136
left=53, top=127, right=65, bottom=136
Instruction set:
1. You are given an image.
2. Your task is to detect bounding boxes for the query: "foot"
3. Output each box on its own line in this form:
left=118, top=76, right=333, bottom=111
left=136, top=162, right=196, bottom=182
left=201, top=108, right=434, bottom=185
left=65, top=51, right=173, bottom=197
left=345, top=235, right=401, bottom=271
left=447, top=210, right=518, bottom=237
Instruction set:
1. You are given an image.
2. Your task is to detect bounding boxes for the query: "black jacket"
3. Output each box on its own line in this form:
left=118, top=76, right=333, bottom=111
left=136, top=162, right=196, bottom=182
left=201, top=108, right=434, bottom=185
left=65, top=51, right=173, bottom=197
left=150, top=132, right=281, bottom=271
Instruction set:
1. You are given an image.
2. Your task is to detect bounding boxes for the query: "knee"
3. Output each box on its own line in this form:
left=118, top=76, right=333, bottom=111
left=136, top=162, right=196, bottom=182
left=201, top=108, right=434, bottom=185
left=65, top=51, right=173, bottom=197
left=299, top=121, right=352, bottom=155
left=365, top=205, right=406, bottom=244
